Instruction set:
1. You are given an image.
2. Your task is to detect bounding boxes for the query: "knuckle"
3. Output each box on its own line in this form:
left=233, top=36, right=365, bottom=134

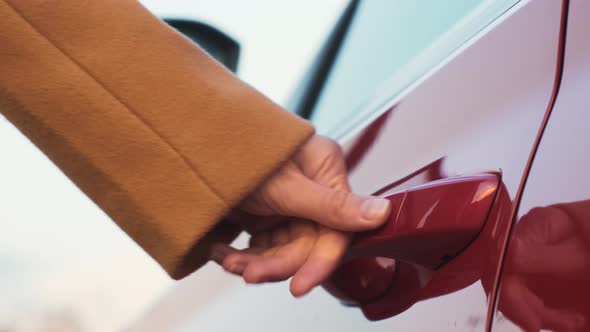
left=323, top=137, right=341, bottom=151
left=243, top=268, right=264, bottom=283
left=327, top=174, right=350, bottom=190
left=323, top=138, right=344, bottom=158
left=270, top=193, right=294, bottom=216
left=264, top=173, right=306, bottom=216
left=325, top=190, right=350, bottom=219
left=312, top=135, right=343, bottom=157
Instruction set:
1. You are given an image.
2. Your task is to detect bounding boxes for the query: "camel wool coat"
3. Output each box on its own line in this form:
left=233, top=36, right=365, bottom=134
left=0, top=0, right=314, bottom=279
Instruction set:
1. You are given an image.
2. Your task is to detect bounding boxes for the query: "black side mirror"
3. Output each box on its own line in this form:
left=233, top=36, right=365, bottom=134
left=164, top=18, right=240, bottom=73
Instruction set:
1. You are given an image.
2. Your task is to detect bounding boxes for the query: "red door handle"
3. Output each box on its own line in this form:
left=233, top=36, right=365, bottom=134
left=350, top=173, right=498, bottom=268
left=325, top=173, right=499, bottom=318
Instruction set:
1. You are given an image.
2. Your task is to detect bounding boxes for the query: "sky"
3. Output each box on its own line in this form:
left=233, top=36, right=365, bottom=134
left=0, top=1, right=345, bottom=331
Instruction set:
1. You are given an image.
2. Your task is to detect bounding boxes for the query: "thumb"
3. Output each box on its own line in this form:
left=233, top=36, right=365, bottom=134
left=278, top=175, right=391, bottom=231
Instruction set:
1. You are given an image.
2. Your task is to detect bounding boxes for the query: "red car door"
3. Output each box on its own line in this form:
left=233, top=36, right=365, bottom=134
left=306, top=0, right=566, bottom=330
left=491, top=1, right=590, bottom=331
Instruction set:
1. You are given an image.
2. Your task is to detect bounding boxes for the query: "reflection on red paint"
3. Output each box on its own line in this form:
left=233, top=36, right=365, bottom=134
left=323, top=257, right=397, bottom=305
left=326, top=173, right=503, bottom=321
left=487, top=0, right=571, bottom=329
left=345, top=106, right=395, bottom=172
left=352, top=174, right=498, bottom=269
left=360, top=180, right=512, bottom=321
left=496, top=201, right=590, bottom=331
left=324, top=158, right=445, bottom=310
left=373, top=158, right=444, bottom=196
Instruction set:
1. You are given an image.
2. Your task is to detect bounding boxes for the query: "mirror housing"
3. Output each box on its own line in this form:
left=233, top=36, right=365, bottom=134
left=164, top=18, right=240, bottom=73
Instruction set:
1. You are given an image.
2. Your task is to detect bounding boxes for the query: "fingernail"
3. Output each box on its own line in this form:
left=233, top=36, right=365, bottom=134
left=361, top=198, right=390, bottom=223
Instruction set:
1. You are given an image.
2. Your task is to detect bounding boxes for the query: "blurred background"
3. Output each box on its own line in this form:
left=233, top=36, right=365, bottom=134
left=0, top=1, right=346, bottom=331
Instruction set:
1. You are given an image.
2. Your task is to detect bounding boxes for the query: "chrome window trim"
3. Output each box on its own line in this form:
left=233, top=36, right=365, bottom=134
left=312, top=0, right=525, bottom=142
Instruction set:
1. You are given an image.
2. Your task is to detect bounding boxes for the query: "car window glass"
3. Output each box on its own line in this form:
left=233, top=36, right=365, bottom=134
left=311, top=0, right=519, bottom=136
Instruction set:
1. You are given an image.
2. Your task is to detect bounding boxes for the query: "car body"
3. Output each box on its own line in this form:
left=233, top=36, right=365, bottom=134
left=137, top=0, right=590, bottom=331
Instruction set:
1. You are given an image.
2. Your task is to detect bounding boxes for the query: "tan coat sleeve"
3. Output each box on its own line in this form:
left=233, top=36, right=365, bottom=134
left=0, top=0, right=313, bottom=279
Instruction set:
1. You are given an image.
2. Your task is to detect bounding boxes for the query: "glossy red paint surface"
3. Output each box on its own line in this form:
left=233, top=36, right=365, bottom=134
left=486, top=0, right=571, bottom=329
left=327, top=174, right=499, bottom=320
left=492, top=0, right=590, bottom=330
left=354, top=174, right=499, bottom=269
left=360, top=177, right=513, bottom=322
left=322, top=1, right=564, bottom=328
left=345, top=108, right=394, bottom=173
left=331, top=3, right=571, bottom=324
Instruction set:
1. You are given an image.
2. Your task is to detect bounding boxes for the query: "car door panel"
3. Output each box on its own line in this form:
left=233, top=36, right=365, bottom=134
left=491, top=0, right=590, bottom=330
left=324, top=0, right=565, bottom=329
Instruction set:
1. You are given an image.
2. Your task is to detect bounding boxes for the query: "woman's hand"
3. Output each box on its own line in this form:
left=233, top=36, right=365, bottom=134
left=210, top=135, right=391, bottom=297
